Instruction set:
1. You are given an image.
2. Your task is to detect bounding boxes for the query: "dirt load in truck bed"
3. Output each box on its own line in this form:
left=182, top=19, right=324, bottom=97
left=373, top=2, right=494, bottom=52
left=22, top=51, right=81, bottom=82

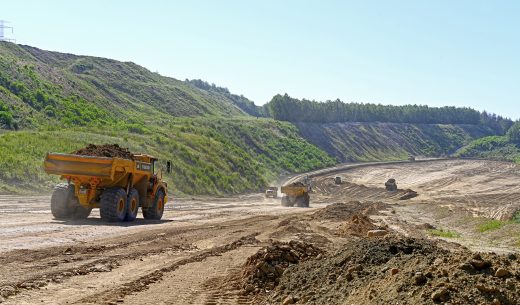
left=72, top=144, right=135, bottom=160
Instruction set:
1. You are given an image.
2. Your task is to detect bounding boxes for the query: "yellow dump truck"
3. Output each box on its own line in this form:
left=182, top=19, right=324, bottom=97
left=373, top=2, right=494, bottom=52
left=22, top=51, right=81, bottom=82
left=280, top=182, right=310, bottom=207
left=44, top=153, right=169, bottom=222
left=265, top=186, right=278, bottom=198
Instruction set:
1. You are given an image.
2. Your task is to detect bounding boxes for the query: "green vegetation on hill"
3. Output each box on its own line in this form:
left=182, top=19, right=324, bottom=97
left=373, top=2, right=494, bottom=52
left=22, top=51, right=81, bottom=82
left=0, top=42, right=335, bottom=195
left=455, top=136, right=520, bottom=163
left=0, top=117, right=334, bottom=194
left=0, top=42, right=254, bottom=130
left=455, top=122, right=520, bottom=163
left=267, top=94, right=512, bottom=134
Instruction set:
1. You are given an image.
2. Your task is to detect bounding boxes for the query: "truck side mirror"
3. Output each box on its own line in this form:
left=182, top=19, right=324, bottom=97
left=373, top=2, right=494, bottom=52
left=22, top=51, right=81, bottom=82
left=166, top=161, right=171, bottom=173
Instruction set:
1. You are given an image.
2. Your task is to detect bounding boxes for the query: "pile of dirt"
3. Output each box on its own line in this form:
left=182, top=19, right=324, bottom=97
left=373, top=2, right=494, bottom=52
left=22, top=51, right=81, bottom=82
left=336, top=214, right=385, bottom=237
left=72, top=144, right=135, bottom=160
left=311, top=201, right=388, bottom=221
left=265, top=235, right=520, bottom=305
left=240, top=240, right=323, bottom=295
left=399, top=189, right=419, bottom=200
left=286, top=181, right=306, bottom=187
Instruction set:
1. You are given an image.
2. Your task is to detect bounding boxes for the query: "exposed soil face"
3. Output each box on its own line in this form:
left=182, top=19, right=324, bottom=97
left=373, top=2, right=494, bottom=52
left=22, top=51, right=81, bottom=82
left=0, top=160, right=519, bottom=305
left=72, top=144, right=135, bottom=160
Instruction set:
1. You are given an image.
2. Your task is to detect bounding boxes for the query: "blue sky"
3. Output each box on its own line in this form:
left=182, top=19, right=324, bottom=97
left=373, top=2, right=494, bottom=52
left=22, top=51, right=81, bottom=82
left=2, top=0, right=519, bottom=119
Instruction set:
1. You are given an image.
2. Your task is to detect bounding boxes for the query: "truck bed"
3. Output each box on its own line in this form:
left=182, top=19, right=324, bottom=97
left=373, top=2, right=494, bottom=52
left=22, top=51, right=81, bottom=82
left=44, top=153, right=134, bottom=180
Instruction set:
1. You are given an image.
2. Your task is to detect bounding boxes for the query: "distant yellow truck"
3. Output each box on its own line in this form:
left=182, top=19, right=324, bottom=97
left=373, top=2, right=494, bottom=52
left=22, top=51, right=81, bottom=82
left=265, top=186, right=278, bottom=198
left=280, top=182, right=310, bottom=207
left=44, top=153, right=169, bottom=222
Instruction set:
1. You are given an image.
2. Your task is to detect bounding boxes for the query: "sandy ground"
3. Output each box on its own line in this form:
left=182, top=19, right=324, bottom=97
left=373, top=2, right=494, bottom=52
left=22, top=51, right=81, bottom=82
left=0, top=159, right=519, bottom=304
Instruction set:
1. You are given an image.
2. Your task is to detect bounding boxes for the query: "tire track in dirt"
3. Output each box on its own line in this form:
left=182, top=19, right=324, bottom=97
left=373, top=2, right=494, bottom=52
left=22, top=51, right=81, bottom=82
left=76, top=234, right=260, bottom=305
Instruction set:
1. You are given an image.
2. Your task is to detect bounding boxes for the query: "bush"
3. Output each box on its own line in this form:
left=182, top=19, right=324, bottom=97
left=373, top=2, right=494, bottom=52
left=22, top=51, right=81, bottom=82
left=0, top=110, right=13, bottom=127
left=507, top=121, right=520, bottom=145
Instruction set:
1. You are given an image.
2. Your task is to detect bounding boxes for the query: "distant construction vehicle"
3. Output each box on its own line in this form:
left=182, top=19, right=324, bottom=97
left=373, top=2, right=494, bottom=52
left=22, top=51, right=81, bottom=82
left=265, top=186, right=278, bottom=198
left=281, top=181, right=310, bottom=207
left=385, top=178, right=398, bottom=191
left=44, top=151, right=169, bottom=222
left=408, top=155, right=416, bottom=161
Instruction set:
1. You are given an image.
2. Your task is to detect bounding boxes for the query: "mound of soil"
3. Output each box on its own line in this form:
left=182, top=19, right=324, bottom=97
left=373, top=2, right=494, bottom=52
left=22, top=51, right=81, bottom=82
left=311, top=201, right=388, bottom=221
left=287, top=182, right=306, bottom=187
left=336, top=214, right=382, bottom=237
left=399, top=189, right=419, bottom=200
left=72, top=144, right=135, bottom=160
left=266, top=236, right=520, bottom=305
left=240, top=240, right=323, bottom=295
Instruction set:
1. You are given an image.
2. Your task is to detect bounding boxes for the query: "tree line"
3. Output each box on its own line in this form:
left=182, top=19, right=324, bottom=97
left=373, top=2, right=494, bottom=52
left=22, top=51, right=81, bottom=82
left=266, top=94, right=512, bottom=134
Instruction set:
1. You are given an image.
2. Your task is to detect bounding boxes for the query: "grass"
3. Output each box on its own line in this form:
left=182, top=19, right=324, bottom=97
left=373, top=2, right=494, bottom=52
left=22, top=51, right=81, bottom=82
left=0, top=117, right=336, bottom=195
left=455, top=135, right=520, bottom=162
left=477, top=219, right=508, bottom=232
left=428, top=229, right=461, bottom=238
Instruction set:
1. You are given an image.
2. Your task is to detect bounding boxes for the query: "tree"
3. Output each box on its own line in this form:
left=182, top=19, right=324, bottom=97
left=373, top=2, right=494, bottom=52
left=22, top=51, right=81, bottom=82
left=506, top=121, right=520, bottom=145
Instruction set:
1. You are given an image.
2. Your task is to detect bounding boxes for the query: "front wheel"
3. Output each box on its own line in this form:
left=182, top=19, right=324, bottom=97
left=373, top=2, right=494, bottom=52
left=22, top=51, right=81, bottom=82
left=143, top=189, right=165, bottom=220
left=51, top=183, right=73, bottom=219
left=100, top=188, right=127, bottom=222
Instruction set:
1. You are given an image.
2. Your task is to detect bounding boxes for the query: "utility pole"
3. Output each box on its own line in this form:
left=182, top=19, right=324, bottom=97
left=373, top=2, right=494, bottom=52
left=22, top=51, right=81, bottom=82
left=0, top=20, right=15, bottom=42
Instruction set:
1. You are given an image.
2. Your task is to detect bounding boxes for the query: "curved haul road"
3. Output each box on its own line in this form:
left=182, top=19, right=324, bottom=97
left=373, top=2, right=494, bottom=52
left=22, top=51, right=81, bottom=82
left=0, top=159, right=519, bottom=304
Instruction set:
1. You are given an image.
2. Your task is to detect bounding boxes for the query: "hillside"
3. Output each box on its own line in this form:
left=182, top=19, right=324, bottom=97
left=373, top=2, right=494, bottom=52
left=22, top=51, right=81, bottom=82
left=0, top=42, right=511, bottom=195
left=0, top=118, right=335, bottom=194
left=0, top=42, right=336, bottom=195
left=295, top=122, right=497, bottom=161
left=0, top=42, right=255, bottom=130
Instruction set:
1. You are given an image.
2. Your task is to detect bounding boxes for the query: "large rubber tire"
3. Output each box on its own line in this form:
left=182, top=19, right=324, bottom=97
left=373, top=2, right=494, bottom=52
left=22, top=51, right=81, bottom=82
left=51, top=183, right=73, bottom=219
left=281, top=196, right=295, bottom=207
left=100, top=188, right=127, bottom=222
left=71, top=202, right=92, bottom=219
left=302, top=194, right=310, bottom=208
left=125, top=188, right=139, bottom=221
left=143, top=189, right=165, bottom=220
left=296, top=196, right=307, bottom=208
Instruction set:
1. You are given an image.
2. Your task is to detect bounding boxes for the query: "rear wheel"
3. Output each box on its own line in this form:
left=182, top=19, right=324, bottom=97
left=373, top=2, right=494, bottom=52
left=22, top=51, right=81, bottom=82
left=100, top=188, right=127, bottom=222
left=143, top=189, right=165, bottom=220
left=125, top=188, right=139, bottom=221
left=281, top=196, right=294, bottom=207
left=71, top=201, right=92, bottom=219
left=51, top=183, right=73, bottom=219
left=298, top=193, right=310, bottom=208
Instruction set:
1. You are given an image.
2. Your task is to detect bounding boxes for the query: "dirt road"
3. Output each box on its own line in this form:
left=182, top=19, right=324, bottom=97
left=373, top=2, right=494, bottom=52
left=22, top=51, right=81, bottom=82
left=1, top=159, right=519, bottom=304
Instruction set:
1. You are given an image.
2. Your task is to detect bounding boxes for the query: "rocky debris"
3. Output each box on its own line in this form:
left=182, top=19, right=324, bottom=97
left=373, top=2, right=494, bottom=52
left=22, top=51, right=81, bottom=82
left=265, top=236, right=520, bottom=305
left=495, top=268, right=510, bottom=278
left=0, top=286, right=16, bottom=298
left=240, top=240, right=323, bottom=295
left=399, top=189, right=418, bottom=200
left=72, top=144, right=135, bottom=160
left=367, top=229, right=389, bottom=237
left=431, top=288, right=450, bottom=302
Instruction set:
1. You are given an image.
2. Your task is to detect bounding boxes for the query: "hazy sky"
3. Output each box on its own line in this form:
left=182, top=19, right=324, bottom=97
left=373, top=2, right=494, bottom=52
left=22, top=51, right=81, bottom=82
left=2, top=0, right=519, bottom=119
